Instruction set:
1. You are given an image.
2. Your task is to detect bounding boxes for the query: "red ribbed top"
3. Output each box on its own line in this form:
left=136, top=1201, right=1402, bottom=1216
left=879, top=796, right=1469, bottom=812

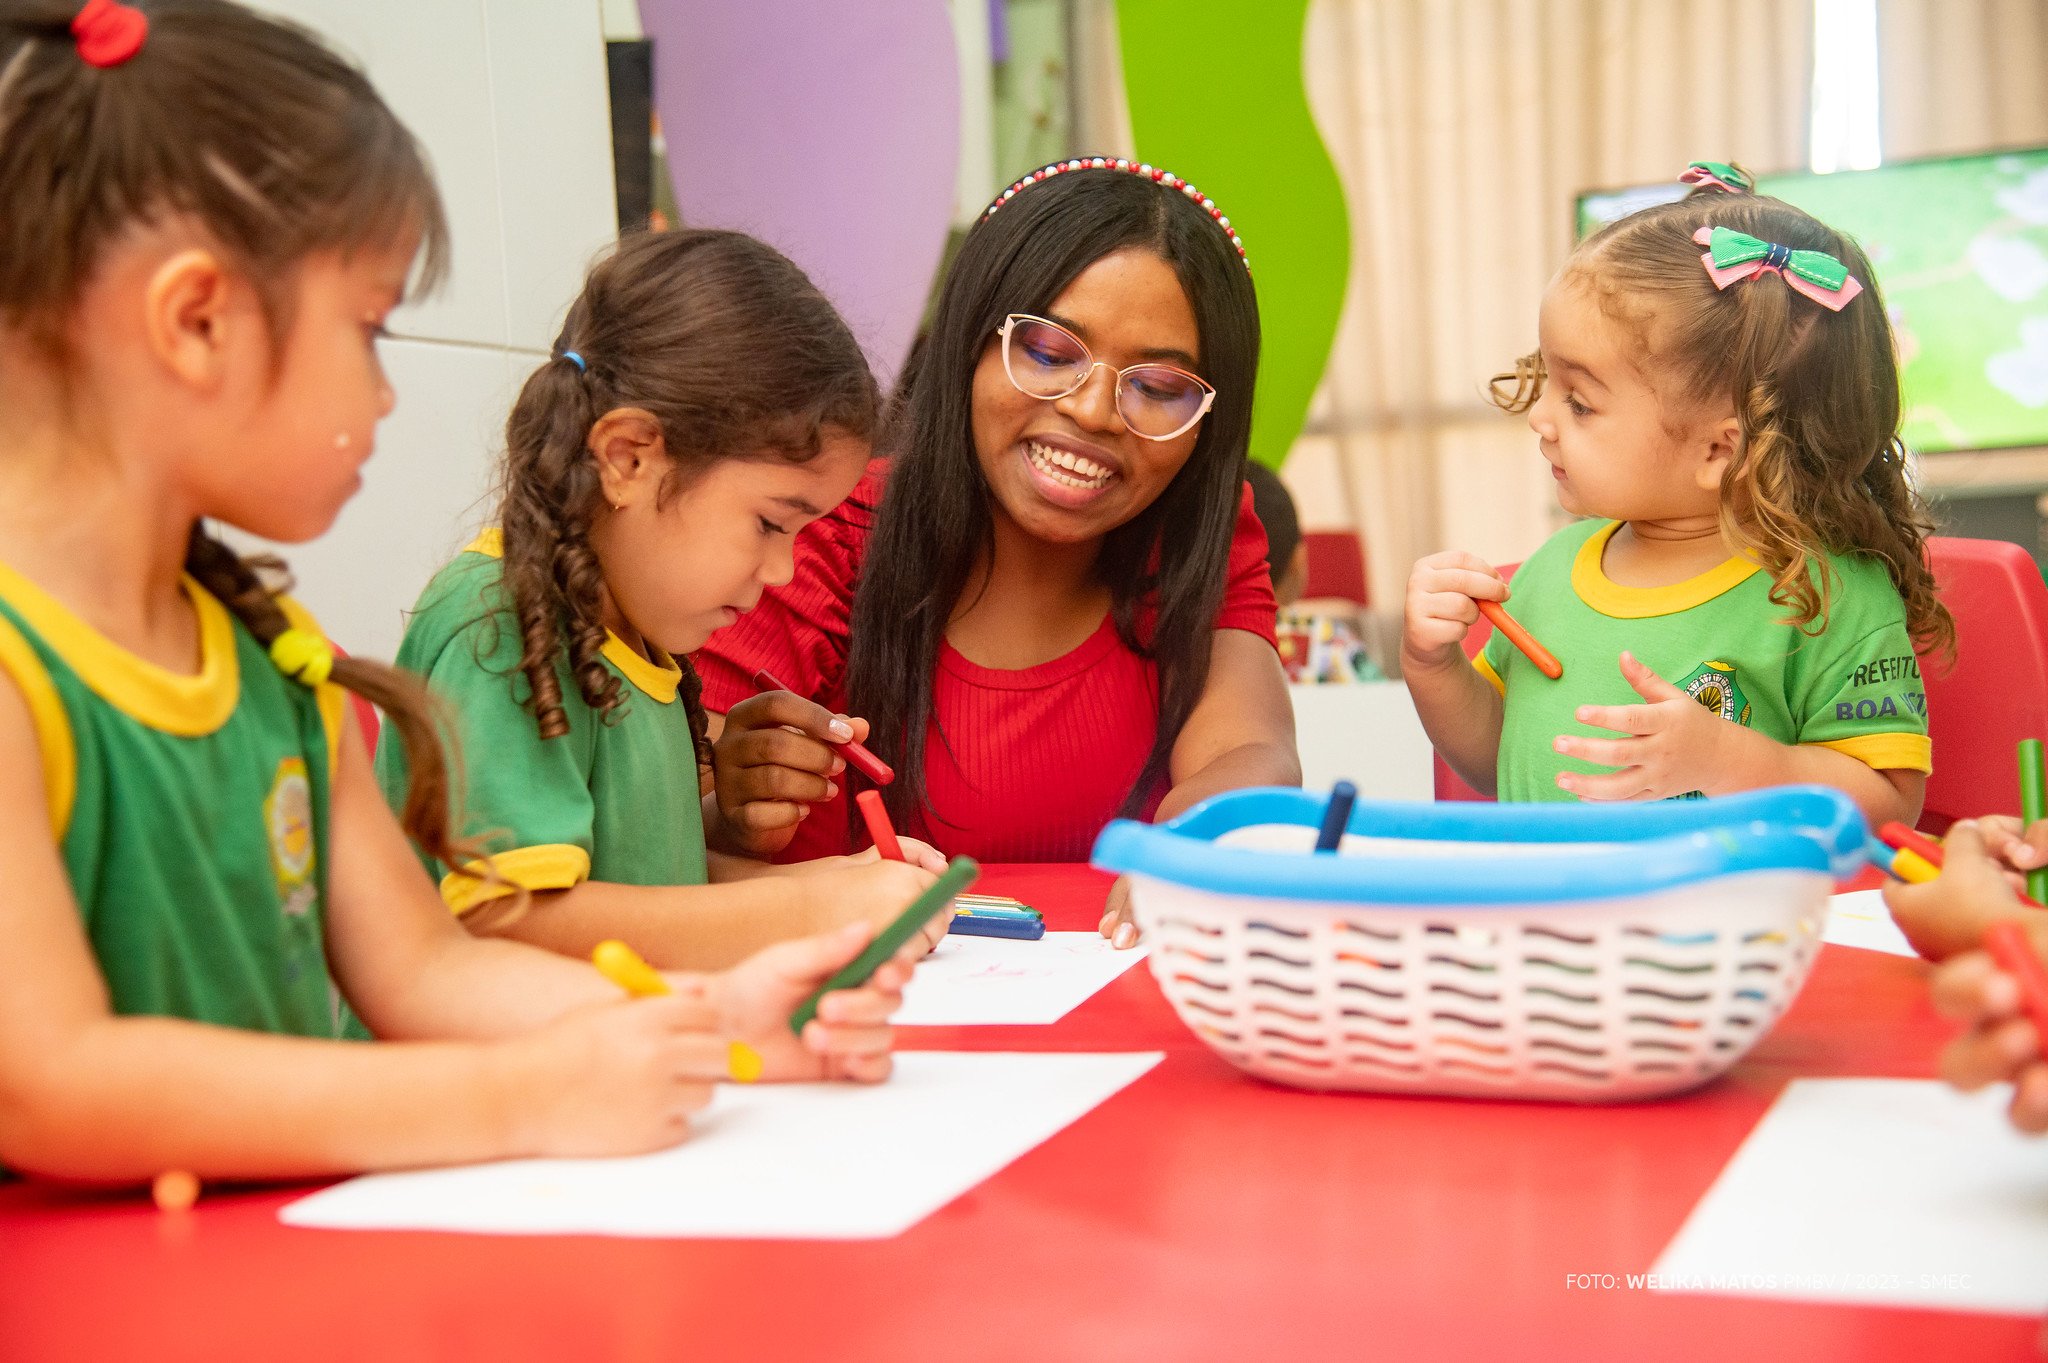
left=696, top=459, right=1278, bottom=862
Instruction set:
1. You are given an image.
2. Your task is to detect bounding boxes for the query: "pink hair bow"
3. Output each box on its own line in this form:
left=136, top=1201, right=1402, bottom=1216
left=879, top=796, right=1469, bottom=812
left=1693, top=225, right=1863, bottom=311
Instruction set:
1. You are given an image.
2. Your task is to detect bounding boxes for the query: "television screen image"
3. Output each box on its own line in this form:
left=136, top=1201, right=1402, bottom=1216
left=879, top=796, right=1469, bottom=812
left=1578, top=148, right=2048, bottom=456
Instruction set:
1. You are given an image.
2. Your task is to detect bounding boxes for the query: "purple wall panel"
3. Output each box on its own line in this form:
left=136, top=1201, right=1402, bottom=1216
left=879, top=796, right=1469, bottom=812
left=639, top=1, right=961, bottom=387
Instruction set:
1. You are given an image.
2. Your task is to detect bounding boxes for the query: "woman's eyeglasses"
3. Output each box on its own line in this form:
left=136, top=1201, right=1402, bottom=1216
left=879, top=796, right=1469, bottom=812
left=997, top=314, right=1215, bottom=442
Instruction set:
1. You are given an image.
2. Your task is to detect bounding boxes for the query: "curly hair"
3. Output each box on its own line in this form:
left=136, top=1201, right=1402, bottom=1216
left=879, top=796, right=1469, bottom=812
left=496, top=229, right=880, bottom=763
left=1490, top=177, right=1954, bottom=659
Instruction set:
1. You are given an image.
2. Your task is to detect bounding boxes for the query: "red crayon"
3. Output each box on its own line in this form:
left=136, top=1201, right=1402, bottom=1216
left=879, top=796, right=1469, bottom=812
left=1983, top=920, right=2048, bottom=1044
left=1476, top=599, right=1563, bottom=680
left=856, top=789, right=905, bottom=862
left=750, top=668, right=895, bottom=786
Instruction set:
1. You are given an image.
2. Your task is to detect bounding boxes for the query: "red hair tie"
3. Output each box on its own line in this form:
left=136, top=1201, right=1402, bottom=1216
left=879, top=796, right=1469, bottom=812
left=72, top=0, right=148, bottom=69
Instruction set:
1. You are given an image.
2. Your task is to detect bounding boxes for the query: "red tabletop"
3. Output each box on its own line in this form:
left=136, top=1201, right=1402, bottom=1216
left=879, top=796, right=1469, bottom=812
left=0, top=864, right=2035, bottom=1362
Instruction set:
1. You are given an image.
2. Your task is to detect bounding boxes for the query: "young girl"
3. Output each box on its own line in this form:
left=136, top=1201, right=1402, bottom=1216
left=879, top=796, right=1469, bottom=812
left=0, top=0, right=907, bottom=1183
left=376, top=229, right=947, bottom=972
left=696, top=161, right=1301, bottom=946
left=1404, top=166, right=1952, bottom=825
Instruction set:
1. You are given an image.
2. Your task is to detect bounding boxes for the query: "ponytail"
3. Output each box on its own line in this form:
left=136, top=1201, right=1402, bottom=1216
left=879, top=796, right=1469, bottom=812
left=181, top=525, right=493, bottom=889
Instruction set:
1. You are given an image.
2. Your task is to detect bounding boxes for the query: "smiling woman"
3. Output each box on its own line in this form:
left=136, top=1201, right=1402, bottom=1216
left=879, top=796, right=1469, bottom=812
left=698, top=161, right=1301, bottom=925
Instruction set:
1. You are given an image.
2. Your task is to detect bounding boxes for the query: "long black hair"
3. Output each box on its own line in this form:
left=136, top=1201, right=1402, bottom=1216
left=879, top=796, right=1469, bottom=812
left=844, top=165, right=1261, bottom=833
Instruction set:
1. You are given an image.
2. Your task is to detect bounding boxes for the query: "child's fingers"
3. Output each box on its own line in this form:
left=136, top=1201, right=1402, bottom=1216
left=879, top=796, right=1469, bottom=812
left=1940, top=1015, right=2040, bottom=1090
left=1928, top=951, right=2017, bottom=1021
left=813, top=983, right=903, bottom=1027
left=1556, top=767, right=1651, bottom=802
left=802, top=1018, right=895, bottom=1058
left=2010, top=1063, right=2048, bottom=1134
left=826, top=1051, right=895, bottom=1084
left=1616, top=651, right=1685, bottom=703
left=1572, top=703, right=1662, bottom=736
left=1423, top=569, right=1509, bottom=603
left=1551, top=733, right=1641, bottom=769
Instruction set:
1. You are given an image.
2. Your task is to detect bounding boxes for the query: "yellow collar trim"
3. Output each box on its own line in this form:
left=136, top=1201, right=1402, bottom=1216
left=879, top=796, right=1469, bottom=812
left=0, top=558, right=238, bottom=735
left=462, top=527, right=680, bottom=704
left=1570, top=520, right=1762, bottom=619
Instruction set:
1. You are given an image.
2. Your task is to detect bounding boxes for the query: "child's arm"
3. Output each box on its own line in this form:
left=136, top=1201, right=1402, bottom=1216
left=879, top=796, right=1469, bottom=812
left=1401, top=551, right=1508, bottom=794
left=464, top=858, right=942, bottom=973
left=324, top=719, right=918, bottom=1038
left=0, top=682, right=718, bottom=1180
left=1552, top=652, right=1922, bottom=827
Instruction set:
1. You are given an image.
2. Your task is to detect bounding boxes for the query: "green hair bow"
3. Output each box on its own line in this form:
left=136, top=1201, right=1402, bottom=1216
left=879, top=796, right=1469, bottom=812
left=1693, top=226, right=1863, bottom=310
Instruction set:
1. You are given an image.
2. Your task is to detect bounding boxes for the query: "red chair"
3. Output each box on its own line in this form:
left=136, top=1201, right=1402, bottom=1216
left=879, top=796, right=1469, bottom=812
left=1302, top=530, right=1369, bottom=606
left=1920, top=536, right=2048, bottom=830
left=1429, top=538, right=2048, bottom=824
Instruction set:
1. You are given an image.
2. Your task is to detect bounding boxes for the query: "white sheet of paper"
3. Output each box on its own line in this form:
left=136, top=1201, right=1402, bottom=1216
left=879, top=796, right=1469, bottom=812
left=1824, top=889, right=1917, bottom=958
left=1652, top=1078, right=2048, bottom=1314
left=894, top=930, right=1149, bottom=1026
left=279, top=1051, right=1161, bottom=1239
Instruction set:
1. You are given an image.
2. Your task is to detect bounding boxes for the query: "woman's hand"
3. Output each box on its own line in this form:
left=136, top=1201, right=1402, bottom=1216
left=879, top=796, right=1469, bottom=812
left=1098, top=876, right=1141, bottom=949
left=710, top=690, right=868, bottom=855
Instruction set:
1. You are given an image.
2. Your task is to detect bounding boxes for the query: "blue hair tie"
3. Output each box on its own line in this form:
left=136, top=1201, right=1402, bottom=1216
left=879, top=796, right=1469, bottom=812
left=560, top=350, right=587, bottom=373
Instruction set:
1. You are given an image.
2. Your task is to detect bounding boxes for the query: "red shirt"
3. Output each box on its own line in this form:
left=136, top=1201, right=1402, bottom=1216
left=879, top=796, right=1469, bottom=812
left=696, top=459, right=1279, bottom=862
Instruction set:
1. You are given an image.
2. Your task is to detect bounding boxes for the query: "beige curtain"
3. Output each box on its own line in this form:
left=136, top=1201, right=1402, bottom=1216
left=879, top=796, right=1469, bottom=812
left=1878, top=0, right=2048, bottom=161
left=1290, top=0, right=1809, bottom=634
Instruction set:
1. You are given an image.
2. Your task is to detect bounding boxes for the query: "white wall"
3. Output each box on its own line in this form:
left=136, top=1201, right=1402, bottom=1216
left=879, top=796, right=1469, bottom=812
left=239, top=0, right=620, bottom=659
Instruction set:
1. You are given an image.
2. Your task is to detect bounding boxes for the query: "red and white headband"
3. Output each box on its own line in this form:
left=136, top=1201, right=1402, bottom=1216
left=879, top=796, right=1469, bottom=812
left=981, top=157, right=1250, bottom=273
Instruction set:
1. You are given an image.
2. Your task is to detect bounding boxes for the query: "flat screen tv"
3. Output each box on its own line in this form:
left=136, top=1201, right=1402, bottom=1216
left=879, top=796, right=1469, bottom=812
left=1576, top=147, right=2048, bottom=455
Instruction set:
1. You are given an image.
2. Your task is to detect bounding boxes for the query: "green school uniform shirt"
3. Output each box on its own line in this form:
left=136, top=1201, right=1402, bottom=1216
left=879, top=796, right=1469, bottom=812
left=377, top=529, right=708, bottom=913
left=0, top=558, right=347, bottom=1035
left=1475, top=518, right=1931, bottom=803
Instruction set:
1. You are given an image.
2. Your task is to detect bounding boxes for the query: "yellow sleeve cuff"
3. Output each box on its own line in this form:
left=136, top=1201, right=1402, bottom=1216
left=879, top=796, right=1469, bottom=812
left=0, top=614, right=74, bottom=838
left=1471, top=649, right=1506, bottom=698
left=441, top=843, right=592, bottom=915
left=1806, top=732, right=1932, bottom=775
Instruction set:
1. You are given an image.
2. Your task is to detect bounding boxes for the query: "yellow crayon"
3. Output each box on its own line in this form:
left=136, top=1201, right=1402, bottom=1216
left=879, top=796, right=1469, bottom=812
left=592, top=939, right=669, bottom=997
left=592, top=940, right=763, bottom=1083
left=1890, top=847, right=1940, bottom=885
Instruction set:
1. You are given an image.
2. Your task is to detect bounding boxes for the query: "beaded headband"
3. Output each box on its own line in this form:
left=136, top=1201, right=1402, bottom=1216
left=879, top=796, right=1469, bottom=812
left=981, top=157, right=1250, bottom=273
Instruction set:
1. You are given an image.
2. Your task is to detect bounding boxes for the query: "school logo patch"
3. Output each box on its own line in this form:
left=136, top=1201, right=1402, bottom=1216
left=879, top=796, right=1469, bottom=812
left=265, top=757, right=318, bottom=917
left=1677, top=659, right=1753, bottom=727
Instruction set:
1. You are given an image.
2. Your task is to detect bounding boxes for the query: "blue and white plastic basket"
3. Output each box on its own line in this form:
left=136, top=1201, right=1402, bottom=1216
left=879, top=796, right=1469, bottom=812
left=1091, top=786, right=1867, bottom=1101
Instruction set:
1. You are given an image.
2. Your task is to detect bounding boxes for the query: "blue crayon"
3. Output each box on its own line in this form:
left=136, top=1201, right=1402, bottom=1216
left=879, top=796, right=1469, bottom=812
left=1315, top=780, right=1357, bottom=853
left=949, top=914, right=1046, bottom=940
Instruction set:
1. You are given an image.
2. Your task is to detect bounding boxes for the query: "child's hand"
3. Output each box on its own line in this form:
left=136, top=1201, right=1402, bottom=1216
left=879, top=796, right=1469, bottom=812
left=1931, top=930, right=2048, bottom=1135
left=1884, top=821, right=2048, bottom=960
left=832, top=837, right=949, bottom=876
left=1097, top=876, right=1141, bottom=949
left=712, top=921, right=918, bottom=1083
left=1970, top=815, right=2048, bottom=886
left=1552, top=652, right=1733, bottom=802
left=502, top=997, right=720, bottom=1156
left=712, top=690, right=868, bottom=855
left=825, top=857, right=950, bottom=956
left=1402, top=551, right=1508, bottom=674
